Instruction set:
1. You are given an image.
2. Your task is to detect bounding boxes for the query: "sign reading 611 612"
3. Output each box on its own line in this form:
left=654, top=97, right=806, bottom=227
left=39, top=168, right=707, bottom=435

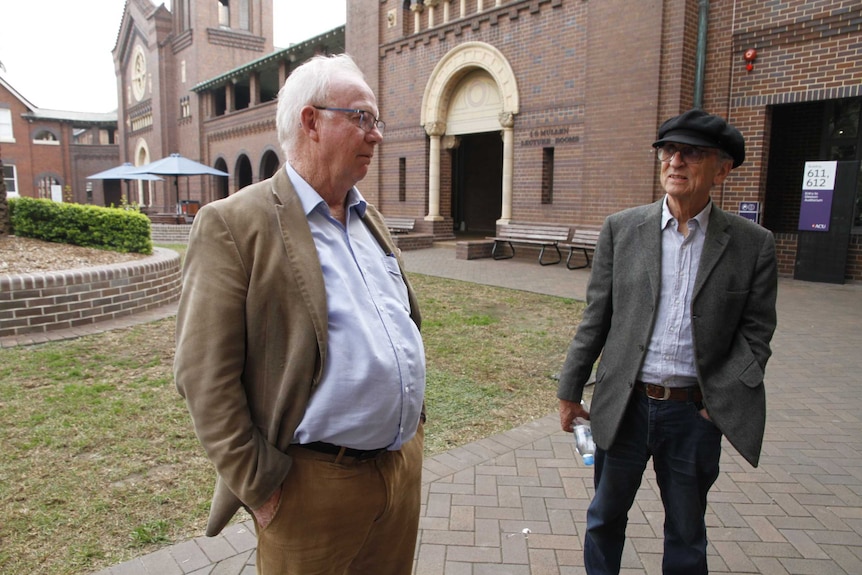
left=798, top=161, right=837, bottom=232
left=803, top=161, right=837, bottom=191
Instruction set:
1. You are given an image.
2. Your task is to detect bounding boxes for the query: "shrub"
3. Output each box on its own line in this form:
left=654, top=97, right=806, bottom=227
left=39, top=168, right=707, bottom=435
left=9, top=197, right=153, bottom=254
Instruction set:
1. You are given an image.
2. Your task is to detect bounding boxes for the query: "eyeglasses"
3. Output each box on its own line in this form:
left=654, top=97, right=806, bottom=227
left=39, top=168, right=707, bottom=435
left=655, top=144, right=716, bottom=164
left=313, top=106, right=385, bottom=135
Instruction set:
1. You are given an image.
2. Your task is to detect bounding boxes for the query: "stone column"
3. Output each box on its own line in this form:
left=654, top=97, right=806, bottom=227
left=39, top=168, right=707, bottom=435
left=249, top=72, right=260, bottom=106
left=424, top=121, right=446, bottom=221
left=498, top=112, right=514, bottom=224
left=426, top=0, right=439, bottom=27
left=226, top=82, right=235, bottom=113
left=410, top=1, right=423, bottom=34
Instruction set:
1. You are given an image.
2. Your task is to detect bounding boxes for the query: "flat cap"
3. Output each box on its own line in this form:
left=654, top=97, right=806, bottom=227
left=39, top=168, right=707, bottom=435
left=652, top=109, right=746, bottom=168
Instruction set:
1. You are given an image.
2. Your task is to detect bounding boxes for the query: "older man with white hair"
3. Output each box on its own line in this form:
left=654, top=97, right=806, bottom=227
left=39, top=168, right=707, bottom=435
left=175, top=53, right=426, bottom=574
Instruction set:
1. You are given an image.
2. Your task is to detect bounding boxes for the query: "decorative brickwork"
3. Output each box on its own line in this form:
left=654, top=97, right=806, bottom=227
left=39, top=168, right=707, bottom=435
left=0, top=248, right=182, bottom=340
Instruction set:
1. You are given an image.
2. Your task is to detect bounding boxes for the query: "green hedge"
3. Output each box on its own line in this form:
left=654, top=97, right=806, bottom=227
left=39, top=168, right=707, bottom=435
left=9, top=197, right=153, bottom=255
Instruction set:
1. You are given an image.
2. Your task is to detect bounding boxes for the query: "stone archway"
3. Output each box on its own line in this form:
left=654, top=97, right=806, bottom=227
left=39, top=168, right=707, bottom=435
left=420, top=41, right=519, bottom=225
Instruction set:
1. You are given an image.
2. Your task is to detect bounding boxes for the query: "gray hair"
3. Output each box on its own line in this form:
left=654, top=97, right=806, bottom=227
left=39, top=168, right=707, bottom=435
left=717, top=149, right=735, bottom=166
left=276, top=53, right=367, bottom=157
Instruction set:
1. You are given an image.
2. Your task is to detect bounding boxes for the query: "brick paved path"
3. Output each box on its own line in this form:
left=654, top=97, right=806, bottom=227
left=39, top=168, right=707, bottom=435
left=90, top=246, right=862, bottom=575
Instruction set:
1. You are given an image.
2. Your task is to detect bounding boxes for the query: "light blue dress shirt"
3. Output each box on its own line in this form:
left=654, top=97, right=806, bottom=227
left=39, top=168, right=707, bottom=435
left=286, top=163, right=426, bottom=450
left=638, top=197, right=711, bottom=387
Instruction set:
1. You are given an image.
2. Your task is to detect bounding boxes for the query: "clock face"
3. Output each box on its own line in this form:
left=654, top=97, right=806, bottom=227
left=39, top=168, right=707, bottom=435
left=132, top=47, right=147, bottom=102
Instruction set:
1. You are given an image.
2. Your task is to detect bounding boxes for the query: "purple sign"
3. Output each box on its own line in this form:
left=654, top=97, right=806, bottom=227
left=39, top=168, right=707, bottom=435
left=798, top=188, right=833, bottom=232
left=798, top=161, right=837, bottom=232
left=739, top=201, right=759, bottom=223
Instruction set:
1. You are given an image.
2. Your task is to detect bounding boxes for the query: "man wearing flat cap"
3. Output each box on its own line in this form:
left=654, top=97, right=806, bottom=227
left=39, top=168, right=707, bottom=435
left=557, top=109, right=777, bottom=574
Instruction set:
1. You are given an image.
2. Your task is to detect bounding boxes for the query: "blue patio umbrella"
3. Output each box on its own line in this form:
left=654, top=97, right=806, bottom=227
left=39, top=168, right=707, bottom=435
left=87, top=162, right=165, bottom=182
left=128, top=153, right=229, bottom=213
left=87, top=162, right=164, bottom=204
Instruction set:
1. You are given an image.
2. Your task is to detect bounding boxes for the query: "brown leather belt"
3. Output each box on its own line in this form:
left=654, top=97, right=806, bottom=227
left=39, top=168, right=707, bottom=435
left=299, top=441, right=387, bottom=461
left=635, top=381, right=703, bottom=403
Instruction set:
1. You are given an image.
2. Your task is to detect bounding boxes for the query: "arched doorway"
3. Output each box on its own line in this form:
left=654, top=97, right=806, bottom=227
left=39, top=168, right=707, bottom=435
left=260, top=149, right=281, bottom=180
left=447, top=69, right=505, bottom=234
left=421, top=42, right=519, bottom=228
left=214, top=158, right=229, bottom=199
left=235, top=155, right=253, bottom=190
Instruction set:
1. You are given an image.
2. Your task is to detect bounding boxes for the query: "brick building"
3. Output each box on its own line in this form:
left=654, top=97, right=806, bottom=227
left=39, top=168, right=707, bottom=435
left=13, top=0, right=858, bottom=283
left=344, top=0, right=862, bottom=282
left=0, top=76, right=118, bottom=205
left=112, top=0, right=343, bottom=217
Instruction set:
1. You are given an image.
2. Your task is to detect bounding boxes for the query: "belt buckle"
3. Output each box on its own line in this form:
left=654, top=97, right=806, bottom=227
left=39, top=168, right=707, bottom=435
left=647, top=383, right=671, bottom=400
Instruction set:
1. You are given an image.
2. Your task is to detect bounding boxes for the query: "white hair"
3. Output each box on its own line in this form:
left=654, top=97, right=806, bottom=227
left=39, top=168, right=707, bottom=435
left=275, top=53, right=367, bottom=157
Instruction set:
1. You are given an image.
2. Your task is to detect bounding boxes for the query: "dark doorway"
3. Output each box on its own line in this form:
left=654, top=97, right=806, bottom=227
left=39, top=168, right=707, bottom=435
left=451, top=131, right=502, bottom=235
left=214, top=158, right=229, bottom=199
left=766, top=98, right=862, bottom=233
left=260, top=150, right=281, bottom=180
left=103, top=180, right=122, bottom=207
left=765, top=97, right=862, bottom=283
left=235, top=155, right=253, bottom=191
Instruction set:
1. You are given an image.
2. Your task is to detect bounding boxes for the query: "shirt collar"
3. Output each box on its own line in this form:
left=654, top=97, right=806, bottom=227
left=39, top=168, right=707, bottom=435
left=285, top=162, right=367, bottom=219
left=661, top=195, right=712, bottom=234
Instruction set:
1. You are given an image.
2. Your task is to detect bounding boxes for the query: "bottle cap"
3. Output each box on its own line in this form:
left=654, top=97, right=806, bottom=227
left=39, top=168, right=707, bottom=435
left=582, top=453, right=594, bottom=465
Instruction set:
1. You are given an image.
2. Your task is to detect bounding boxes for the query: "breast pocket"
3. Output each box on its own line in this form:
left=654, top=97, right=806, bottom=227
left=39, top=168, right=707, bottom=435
left=381, top=255, right=410, bottom=310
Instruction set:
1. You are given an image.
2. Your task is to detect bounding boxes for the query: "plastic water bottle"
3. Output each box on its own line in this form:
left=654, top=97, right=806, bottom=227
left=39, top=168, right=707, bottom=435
left=573, top=421, right=596, bottom=465
left=573, top=400, right=595, bottom=465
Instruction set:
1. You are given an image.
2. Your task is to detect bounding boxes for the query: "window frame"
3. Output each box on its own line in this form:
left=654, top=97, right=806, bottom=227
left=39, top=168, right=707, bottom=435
left=32, top=129, right=60, bottom=145
left=0, top=108, right=15, bottom=143
left=3, top=163, right=19, bottom=198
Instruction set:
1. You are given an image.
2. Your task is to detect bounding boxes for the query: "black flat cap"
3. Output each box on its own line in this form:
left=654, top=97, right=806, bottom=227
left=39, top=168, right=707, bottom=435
left=652, top=109, right=746, bottom=168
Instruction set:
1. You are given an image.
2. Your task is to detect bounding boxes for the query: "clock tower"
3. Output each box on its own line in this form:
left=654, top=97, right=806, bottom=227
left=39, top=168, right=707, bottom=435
left=113, top=0, right=273, bottom=208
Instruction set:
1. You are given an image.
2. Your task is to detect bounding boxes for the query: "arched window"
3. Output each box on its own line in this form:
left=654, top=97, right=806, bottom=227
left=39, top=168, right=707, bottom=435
left=33, top=129, right=59, bottom=145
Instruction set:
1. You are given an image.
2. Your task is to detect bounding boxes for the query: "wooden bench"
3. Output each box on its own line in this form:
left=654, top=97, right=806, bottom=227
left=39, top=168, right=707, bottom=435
left=561, top=227, right=601, bottom=270
left=487, top=223, right=571, bottom=266
left=384, top=216, right=416, bottom=234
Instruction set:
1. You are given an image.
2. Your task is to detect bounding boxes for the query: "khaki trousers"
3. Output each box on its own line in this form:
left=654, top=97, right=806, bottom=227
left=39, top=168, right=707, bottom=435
left=254, top=426, right=423, bottom=575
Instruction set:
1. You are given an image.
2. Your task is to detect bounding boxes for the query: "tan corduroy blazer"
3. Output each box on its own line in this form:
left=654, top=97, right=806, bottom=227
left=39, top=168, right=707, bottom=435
left=174, top=167, right=421, bottom=536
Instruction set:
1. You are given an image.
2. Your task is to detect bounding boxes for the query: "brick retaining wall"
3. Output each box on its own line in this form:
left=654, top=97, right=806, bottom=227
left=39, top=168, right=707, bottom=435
left=392, top=233, right=434, bottom=251
left=0, top=248, right=182, bottom=340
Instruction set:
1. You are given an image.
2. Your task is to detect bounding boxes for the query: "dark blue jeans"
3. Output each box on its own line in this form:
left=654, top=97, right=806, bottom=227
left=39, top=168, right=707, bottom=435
left=584, top=391, right=722, bottom=575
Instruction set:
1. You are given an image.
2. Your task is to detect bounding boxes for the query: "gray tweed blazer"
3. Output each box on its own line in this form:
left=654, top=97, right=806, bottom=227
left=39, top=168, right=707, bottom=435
left=557, top=198, right=778, bottom=467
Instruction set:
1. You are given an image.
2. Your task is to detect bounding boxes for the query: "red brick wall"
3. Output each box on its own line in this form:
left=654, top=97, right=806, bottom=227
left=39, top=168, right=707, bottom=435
left=0, top=248, right=181, bottom=342
left=373, top=0, right=603, bottom=228
left=351, top=0, right=862, bottom=281
left=705, top=0, right=862, bottom=281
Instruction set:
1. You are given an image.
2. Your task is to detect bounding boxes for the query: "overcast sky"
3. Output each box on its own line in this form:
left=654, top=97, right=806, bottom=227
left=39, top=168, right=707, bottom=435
left=0, top=0, right=346, bottom=113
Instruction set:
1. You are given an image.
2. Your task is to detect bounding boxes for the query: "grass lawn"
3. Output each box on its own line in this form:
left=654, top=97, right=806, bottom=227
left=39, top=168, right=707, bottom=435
left=0, top=250, right=585, bottom=574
